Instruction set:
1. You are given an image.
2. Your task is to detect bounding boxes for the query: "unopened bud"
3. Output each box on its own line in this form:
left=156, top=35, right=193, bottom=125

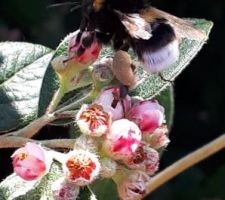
left=143, top=125, right=170, bottom=150
left=116, top=170, right=150, bottom=200
left=92, top=57, right=114, bottom=84
left=51, top=55, right=69, bottom=74
left=52, top=177, right=80, bottom=200
left=100, top=157, right=117, bottom=178
left=102, top=119, right=142, bottom=160
left=124, top=144, right=159, bottom=175
left=128, top=100, right=165, bottom=134
left=74, top=135, right=98, bottom=152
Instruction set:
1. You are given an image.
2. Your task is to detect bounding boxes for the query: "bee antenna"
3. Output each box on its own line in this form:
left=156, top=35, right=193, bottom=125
left=47, top=1, right=80, bottom=9
left=70, top=4, right=82, bottom=12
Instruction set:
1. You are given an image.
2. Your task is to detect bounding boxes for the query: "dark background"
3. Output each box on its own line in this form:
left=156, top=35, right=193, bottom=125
left=0, top=0, right=225, bottom=199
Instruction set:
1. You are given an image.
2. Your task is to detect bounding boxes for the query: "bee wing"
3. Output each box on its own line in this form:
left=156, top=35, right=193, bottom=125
left=114, top=10, right=152, bottom=40
left=141, top=7, right=207, bottom=41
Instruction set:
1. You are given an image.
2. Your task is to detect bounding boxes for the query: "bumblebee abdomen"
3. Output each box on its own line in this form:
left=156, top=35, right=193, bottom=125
left=133, top=19, right=176, bottom=53
left=132, top=20, right=179, bottom=73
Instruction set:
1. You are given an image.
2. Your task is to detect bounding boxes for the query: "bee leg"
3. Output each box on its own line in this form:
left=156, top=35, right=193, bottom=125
left=112, top=31, right=130, bottom=51
left=158, top=73, right=174, bottom=85
left=119, top=84, right=129, bottom=99
left=79, top=18, right=88, bottom=32
left=81, top=32, right=95, bottom=49
left=111, top=84, right=129, bottom=116
left=113, top=37, right=124, bottom=50
left=95, top=31, right=113, bottom=44
left=119, top=84, right=129, bottom=116
left=119, top=42, right=130, bottom=52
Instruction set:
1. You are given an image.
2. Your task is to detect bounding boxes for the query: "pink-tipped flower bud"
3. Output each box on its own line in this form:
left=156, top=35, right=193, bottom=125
left=100, top=157, right=117, bottom=178
left=143, top=125, right=170, bottom=150
left=69, top=31, right=101, bottom=65
left=11, top=143, right=47, bottom=181
left=92, top=57, right=114, bottom=84
left=116, top=170, right=150, bottom=200
left=102, top=119, right=142, bottom=160
left=124, top=144, right=159, bottom=175
left=52, top=177, right=80, bottom=200
left=63, top=149, right=100, bottom=186
left=95, top=87, right=131, bottom=121
left=128, top=100, right=165, bottom=134
left=76, top=104, right=111, bottom=137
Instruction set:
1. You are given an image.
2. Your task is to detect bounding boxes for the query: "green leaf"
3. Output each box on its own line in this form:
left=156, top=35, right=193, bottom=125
left=0, top=161, right=62, bottom=200
left=90, top=179, right=119, bottom=200
left=156, top=86, right=174, bottom=128
left=0, top=42, right=53, bottom=133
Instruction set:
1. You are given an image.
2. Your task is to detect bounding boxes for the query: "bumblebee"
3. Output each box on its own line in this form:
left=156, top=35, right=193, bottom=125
left=78, top=0, right=206, bottom=74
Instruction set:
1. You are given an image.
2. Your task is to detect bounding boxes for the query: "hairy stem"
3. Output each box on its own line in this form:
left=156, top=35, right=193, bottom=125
left=145, top=133, right=225, bottom=196
left=46, top=87, right=65, bottom=113
left=0, top=136, right=76, bottom=149
left=5, top=114, right=56, bottom=138
left=4, top=111, right=76, bottom=138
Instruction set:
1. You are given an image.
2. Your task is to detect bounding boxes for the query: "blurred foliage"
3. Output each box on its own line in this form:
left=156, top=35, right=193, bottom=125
left=0, top=0, right=225, bottom=199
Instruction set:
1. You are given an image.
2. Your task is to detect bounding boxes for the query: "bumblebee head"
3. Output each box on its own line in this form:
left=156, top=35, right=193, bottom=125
left=93, top=0, right=105, bottom=11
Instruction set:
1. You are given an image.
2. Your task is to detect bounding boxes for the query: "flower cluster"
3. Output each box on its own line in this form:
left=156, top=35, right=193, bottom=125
left=11, top=31, right=170, bottom=200
left=11, top=85, right=169, bottom=199
left=76, top=86, right=170, bottom=199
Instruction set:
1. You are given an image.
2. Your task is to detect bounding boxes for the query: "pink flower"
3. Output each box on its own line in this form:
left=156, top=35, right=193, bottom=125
left=116, top=170, right=150, bottom=200
left=64, top=150, right=100, bottom=186
left=52, top=177, right=80, bottom=200
left=95, top=87, right=131, bottom=121
left=128, top=100, right=165, bottom=134
left=76, top=104, right=111, bottom=137
left=143, top=125, right=170, bottom=150
left=124, top=144, right=159, bottom=175
left=102, top=119, right=142, bottom=160
left=11, top=143, right=46, bottom=181
left=69, top=31, right=101, bottom=65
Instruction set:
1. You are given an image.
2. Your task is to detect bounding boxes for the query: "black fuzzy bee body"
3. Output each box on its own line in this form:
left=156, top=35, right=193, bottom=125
left=79, top=0, right=206, bottom=74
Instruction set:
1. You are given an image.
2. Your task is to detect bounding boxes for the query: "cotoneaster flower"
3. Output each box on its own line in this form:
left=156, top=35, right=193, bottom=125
left=11, top=143, right=47, bottom=181
left=128, top=100, right=165, bottom=134
left=76, top=104, right=111, bottom=137
left=143, top=125, right=170, bottom=150
left=95, top=87, right=131, bottom=121
left=52, top=177, right=80, bottom=200
left=124, top=144, right=159, bottom=175
left=102, top=119, right=142, bottom=160
left=64, top=149, right=100, bottom=186
left=69, top=31, right=101, bottom=65
left=116, top=170, right=150, bottom=200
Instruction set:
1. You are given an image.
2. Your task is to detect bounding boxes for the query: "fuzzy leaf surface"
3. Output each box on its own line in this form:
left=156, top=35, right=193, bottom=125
left=0, top=42, right=53, bottom=132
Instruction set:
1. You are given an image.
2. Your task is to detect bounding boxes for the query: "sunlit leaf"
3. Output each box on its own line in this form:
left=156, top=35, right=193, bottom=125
left=0, top=42, right=53, bottom=133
